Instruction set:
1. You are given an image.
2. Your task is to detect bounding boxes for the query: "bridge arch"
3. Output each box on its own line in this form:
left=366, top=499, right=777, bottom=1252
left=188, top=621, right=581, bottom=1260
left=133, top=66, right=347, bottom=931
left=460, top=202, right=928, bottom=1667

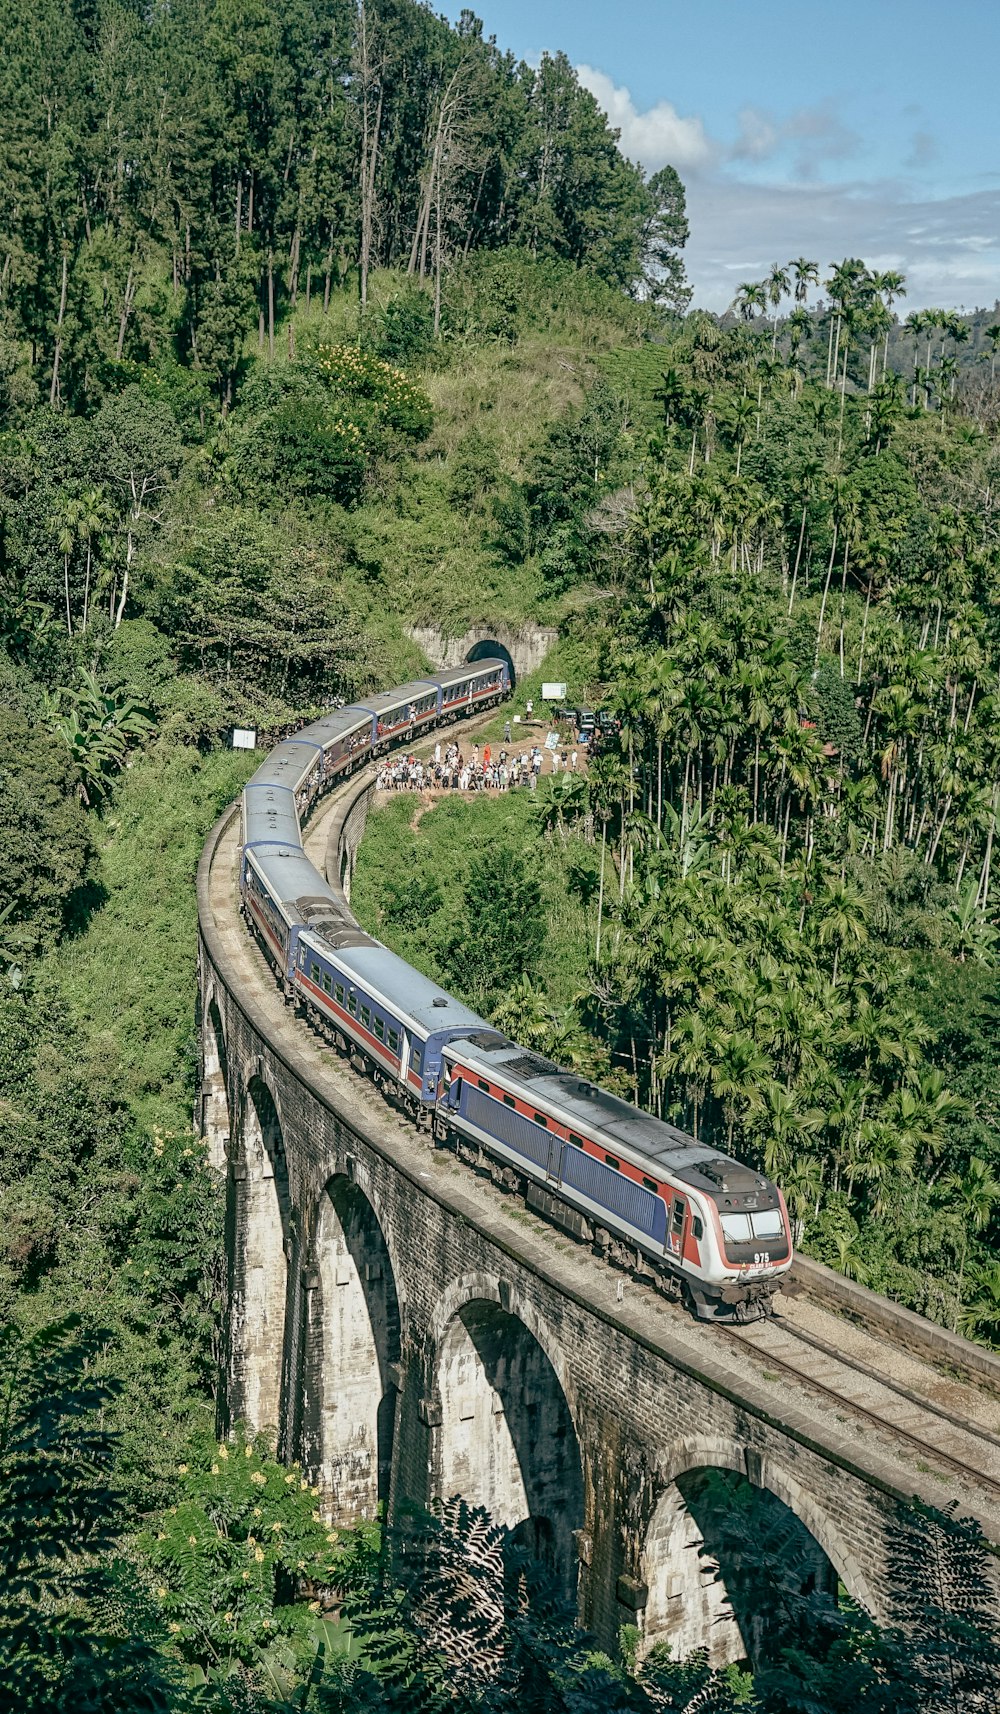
left=227, top=1074, right=291, bottom=1442
left=426, top=1275, right=583, bottom=1603
left=200, top=994, right=231, bottom=1170
left=642, top=1436, right=871, bottom=1668
left=303, top=1171, right=401, bottom=1524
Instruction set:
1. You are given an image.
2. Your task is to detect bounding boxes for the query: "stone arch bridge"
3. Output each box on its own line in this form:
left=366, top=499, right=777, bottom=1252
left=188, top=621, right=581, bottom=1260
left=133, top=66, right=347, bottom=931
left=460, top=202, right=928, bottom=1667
left=198, top=751, right=1000, bottom=1664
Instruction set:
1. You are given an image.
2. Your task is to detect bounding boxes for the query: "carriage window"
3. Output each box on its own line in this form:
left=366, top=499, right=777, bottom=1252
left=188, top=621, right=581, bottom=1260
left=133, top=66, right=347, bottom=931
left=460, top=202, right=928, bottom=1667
left=361, top=1005, right=371, bottom=1029
left=373, top=1017, right=384, bottom=1041
left=388, top=1029, right=400, bottom=1054
left=720, top=1213, right=752, bottom=1243
left=605, top=1154, right=620, bottom=1170
left=569, top=1132, right=585, bottom=1149
left=478, top=1079, right=490, bottom=1093
left=411, top=1044, right=423, bottom=1073
left=503, top=1094, right=516, bottom=1108
left=322, top=972, right=332, bottom=994
left=533, top=1112, right=548, bottom=1128
left=335, top=984, right=345, bottom=1005
left=671, top=1201, right=686, bottom=1232
left=348, top=993, right=358, bottom=1017
left=310, top=962, right=321, bottom=984
left=643, top=1177, right=658, bottom=1194
left=751, top=1209, right=784, bottom=1239
left=692, top=1217, right=704, bottom=1240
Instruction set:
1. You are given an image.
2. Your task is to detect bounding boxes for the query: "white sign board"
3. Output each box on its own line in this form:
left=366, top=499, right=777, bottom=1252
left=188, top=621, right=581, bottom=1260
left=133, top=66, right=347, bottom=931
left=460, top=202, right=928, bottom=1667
left=541, top=682, right=567, bottom=701
left=231, top=728, right=257, bottom=751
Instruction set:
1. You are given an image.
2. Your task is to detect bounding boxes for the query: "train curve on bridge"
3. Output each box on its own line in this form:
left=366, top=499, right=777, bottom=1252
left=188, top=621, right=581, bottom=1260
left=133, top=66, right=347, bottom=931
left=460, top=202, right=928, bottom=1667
left=197, top=690, right=1000, bottom=1655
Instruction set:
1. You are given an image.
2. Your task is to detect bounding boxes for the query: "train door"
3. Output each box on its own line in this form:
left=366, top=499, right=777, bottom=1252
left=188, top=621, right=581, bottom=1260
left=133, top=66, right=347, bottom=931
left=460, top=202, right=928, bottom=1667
left=667, top=1192, right=687, bottom=1258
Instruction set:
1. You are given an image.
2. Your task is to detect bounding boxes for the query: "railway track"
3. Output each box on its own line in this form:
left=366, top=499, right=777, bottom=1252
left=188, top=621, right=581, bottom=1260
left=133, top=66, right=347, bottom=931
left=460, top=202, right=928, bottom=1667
left=228, top=725, right=1000, bottom=1530
left=719, top=1310, right=1000, bottom=1501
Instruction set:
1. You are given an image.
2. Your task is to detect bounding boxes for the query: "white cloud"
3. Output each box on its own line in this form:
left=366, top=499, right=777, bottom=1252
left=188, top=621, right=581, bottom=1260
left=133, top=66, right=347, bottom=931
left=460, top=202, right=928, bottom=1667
left=576, top=64, right=713, bottom=172
left=684, top=177, right=1000, bottom=313
left=574, top=63, right=1000, bottom=315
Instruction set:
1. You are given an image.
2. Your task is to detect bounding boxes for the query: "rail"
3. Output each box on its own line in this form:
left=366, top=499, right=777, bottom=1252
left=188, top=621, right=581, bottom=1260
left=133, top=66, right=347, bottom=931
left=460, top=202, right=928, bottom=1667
left=320, top=754, right=1000, bottom=1399
left=198, top=717, right=1000, bottom=1537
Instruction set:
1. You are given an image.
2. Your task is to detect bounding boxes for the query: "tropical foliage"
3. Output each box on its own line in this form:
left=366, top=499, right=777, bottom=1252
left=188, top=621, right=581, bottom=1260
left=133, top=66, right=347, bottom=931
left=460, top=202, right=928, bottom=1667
left=1, top=0, right=999, bottom=1702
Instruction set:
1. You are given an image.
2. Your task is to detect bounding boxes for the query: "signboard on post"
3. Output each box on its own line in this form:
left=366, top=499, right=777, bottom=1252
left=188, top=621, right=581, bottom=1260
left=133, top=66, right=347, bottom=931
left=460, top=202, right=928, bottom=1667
left=231, top=728, right=257, bottom=751
left=541, top=682, right=567, bottom=702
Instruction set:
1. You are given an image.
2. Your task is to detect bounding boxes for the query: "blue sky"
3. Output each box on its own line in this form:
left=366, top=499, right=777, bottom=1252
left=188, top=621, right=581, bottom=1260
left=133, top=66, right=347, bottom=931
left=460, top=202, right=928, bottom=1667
left=441, top=0, right=1000, bottom=311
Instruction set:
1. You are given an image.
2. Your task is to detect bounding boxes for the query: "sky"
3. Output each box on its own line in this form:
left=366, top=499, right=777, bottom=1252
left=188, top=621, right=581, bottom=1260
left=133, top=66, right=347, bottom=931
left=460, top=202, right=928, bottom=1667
left=440, top=0, right=1000, bottom=313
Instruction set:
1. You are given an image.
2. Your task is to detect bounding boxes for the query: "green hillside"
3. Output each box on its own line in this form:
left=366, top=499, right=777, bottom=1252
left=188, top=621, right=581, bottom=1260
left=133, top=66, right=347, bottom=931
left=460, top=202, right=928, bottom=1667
left=2, top=0, right=1000, bottom=1704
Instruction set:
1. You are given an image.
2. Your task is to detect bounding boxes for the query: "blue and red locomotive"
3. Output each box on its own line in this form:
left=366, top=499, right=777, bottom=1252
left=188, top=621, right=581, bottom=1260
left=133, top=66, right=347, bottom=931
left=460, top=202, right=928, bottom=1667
left=239, top=657, right=792, bottom=1322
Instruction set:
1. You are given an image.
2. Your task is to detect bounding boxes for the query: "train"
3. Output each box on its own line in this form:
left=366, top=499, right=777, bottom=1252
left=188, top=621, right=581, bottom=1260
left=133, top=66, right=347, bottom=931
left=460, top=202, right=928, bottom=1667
left=238, top=657, right=793, bottom=1321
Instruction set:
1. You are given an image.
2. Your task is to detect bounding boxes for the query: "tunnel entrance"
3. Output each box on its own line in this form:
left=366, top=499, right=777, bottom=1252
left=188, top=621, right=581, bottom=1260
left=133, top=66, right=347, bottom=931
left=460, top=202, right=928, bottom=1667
left=465, top=638, right=516, bottom=688
left=642, top=1465, right=841, bottom=1670
left=307, top=1176, right=401, bottom=1524
left=433, top=1300, right=582, bottom=1604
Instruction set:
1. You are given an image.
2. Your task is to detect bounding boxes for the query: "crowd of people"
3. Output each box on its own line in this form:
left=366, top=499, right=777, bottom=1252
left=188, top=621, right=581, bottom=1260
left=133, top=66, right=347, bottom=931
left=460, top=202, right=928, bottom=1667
left=374, top=730, right=581, bottom=796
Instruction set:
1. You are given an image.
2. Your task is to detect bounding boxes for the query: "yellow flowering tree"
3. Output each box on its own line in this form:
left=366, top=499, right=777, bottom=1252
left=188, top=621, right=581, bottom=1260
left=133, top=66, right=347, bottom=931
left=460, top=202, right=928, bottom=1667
left=316, top=344, right=432, bottom=441
left=141, top=1429, right=341, bottom=1680
left=221, top=344, right=432, bottom=509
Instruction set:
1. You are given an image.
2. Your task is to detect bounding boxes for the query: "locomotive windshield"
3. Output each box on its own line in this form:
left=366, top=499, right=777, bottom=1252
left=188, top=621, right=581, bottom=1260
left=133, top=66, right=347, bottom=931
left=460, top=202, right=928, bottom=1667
left=721, top=1209, right=784, bottom=1243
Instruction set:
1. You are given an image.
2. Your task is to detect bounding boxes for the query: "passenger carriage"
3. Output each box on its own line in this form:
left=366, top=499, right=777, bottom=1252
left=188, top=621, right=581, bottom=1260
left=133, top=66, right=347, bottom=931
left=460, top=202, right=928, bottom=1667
left=241, top=847, right=353, bottom=990
left=237, top=655, right=791, bottom=1320
left=300, top=707, right=375, bottom=784
left=352, top=681, right=442, bottom=752
left=294, top=929, right=487, bottom=1118
left=435, top=660, right=510, bottom=718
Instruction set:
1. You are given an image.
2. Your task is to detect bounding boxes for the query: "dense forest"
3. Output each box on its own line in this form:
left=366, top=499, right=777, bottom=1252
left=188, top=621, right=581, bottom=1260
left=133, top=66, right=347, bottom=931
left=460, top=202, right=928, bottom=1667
left=2, top=0, right=1000, bottom=1705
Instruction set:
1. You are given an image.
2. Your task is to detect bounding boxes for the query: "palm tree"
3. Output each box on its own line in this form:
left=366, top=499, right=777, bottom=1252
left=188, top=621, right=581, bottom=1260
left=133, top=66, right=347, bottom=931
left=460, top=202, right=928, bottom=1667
left=786, top=307, right=811, bottom=394
left=869, top=268, right=906, bottom=377
left=723, top=394, right=755, bottom=478
left=873, top=681, right=923, bottom=849
left=734, top=280, right=767, bottom=324
left=831, top=1229, right=869, bottom=1283
left=765, top=262, right=791, bottom=355
left=824, top=257, right=867, bottom=387
left=710, top=1031, right=770, bottom=1148
left=945, top=879, right=999, bottom=962
left=813, top=475, right=850, bottom=666
left=945, top=1157, right=1000, bottom=1323
left=959, top=1263, right=1000, bottom=1343
left=816, top=877, right=869, bottom=984
left=50, top=496, right=85, bottom=636
left=789, top=258, right=819, bottom=306
left=643, top=655, right=680, bottom=831
left=653, top=367, right=686, bottom=430
left=662, top=1008, right=723, bottom=1139
left=938, top=353, right=959, bottom=404
left=780, top=1151, right=825, bottom=1244
left=984, top=322, right=1000, bottom=383
left=787, top=458, right=821, bottom=615
left=76, top=486, right=113, bottom=632
left=908, top=307, right=941, bottom=405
